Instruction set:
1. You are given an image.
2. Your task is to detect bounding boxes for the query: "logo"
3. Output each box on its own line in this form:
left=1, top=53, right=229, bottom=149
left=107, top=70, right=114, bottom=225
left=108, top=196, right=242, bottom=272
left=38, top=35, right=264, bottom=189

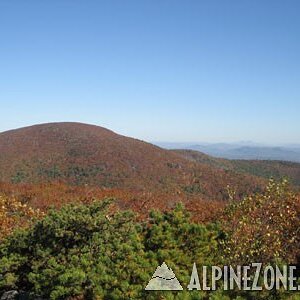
left=145, top=263, right=300, bottom=291
left=145, top=262, right=183, bottom=291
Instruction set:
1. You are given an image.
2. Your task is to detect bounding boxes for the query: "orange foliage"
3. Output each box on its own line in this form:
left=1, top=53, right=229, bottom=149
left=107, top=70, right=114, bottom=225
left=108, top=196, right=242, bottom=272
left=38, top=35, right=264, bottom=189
left=0, top=181, right=224, bottom=224
left=0, top=194, right=44, bottom=240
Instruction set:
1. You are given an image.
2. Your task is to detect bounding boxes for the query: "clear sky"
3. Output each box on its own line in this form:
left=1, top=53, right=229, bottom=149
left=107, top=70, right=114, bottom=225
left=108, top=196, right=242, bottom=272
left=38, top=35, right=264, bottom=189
left=0, top=0, right=299, bottom=144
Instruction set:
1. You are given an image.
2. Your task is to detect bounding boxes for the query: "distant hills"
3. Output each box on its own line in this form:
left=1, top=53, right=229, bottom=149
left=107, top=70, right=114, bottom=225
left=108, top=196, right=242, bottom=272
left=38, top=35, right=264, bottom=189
left=0, top=122, right=264, bottom=201
left=173, top=150, right=300, bottom=188
left=157, top=142, right=300, bottom=163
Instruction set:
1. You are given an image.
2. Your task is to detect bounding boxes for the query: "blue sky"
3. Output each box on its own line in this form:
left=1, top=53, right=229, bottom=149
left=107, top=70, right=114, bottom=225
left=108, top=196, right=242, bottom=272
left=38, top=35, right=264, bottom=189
left=0, top=0, right=299, bottom=144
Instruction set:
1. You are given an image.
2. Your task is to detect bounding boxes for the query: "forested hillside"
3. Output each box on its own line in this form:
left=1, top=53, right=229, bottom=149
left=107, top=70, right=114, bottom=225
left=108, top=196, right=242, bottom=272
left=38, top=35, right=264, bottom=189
left=174, top=149, right=300, bottom=187
left=0, top=123, right=264, bottom=201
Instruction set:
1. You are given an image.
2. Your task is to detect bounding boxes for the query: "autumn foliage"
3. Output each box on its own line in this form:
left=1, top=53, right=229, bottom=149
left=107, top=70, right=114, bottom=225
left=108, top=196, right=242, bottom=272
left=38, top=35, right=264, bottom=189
left=0, top=180, right=300, bottom=299
left=221, top=179, right=300, bottom=265
left=0, top=194, right=44, bottom=241
left=0, top=123, right=265, bottom=202
left=0, top=181, right=225, bottom=224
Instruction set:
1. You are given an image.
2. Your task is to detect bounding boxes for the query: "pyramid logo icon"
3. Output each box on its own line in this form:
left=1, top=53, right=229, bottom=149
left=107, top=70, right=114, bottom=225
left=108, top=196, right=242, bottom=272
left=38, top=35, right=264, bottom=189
left=145, top=262, right=183, bottom=291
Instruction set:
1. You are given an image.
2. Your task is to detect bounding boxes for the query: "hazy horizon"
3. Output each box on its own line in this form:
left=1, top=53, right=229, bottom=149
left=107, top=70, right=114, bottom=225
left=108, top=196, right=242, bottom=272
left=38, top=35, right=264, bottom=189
left=1, top=121, right=300, bottom=147
left=154, top=141, right=300, bottom=147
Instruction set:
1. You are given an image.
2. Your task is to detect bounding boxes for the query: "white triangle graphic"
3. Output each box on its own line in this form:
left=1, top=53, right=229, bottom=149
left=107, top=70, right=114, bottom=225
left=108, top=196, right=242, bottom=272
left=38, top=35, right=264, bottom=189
left=145, top=262, right=183, bottom=291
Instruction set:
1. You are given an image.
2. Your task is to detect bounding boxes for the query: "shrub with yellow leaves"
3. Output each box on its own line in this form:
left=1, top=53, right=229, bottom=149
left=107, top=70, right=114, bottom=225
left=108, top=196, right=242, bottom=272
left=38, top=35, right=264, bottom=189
left=0, top=194, right=44, bottom=240
left=220, top=179, right=300, bottom=265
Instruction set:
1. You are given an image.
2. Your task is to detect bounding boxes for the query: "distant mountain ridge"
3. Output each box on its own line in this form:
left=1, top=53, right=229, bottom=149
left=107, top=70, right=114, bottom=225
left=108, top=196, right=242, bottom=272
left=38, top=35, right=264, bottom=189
left=173, top=149, right=300, bottom=188
left=156, top=142, right=300, bottom=163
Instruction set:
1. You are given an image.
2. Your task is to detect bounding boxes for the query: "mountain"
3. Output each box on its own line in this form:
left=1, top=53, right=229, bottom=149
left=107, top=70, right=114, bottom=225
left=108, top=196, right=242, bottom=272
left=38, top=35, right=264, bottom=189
left=157, top=142, right=300, bottom=163
left=173, top=149, right=300, bottom=187
left=0, top=122, right=264, bottom=201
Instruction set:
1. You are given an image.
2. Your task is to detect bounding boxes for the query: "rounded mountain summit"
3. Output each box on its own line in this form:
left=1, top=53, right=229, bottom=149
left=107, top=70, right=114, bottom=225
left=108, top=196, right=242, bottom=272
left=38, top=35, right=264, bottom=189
left=0, top=122, right=263, bottom=200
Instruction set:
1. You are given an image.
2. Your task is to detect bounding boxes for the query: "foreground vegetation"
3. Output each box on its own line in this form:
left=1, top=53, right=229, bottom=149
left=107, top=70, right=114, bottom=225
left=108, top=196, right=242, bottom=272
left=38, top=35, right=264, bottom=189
left=0, top=180, right=299, bottom=299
